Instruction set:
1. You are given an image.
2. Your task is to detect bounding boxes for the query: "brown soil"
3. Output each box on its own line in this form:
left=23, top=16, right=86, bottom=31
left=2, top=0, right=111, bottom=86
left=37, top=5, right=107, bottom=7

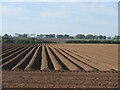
left=1, top=44, right=119, bottom=89
left=2, top=70, right=118, bottom=88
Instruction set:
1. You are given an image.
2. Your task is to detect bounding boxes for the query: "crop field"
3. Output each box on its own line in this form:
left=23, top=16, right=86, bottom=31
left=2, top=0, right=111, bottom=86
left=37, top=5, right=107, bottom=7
left=1, top=44, right=119, bottom=88
left=1, top=44, right=118, bottom=71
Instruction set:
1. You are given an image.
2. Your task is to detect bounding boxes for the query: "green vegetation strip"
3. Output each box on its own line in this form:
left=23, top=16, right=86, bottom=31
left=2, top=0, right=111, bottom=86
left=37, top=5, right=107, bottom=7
left=2, top=37, right=56, bottom=44
left=65, top=39, right=120, bottom=44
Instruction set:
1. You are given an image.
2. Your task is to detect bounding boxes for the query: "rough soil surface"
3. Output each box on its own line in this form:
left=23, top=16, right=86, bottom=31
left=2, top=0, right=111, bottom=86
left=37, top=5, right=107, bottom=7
left=1, top=44, right=119, bottom=89
left=2, top=70, right=119, bottom=88
left=1, top=44, right=118, bottom=71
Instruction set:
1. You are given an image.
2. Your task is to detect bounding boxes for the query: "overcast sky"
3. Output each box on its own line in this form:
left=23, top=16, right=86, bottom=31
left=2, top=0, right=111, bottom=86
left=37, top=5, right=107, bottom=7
left=1, top=2, right=118, bottom=36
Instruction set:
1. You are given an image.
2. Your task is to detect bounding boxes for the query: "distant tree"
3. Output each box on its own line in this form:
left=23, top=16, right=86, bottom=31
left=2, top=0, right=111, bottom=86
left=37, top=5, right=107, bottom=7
left=85, top=34, right=94, bottom=39
left=15, top=33, right=19, bottom=37
left=40, top=34, right=43, bottom=38
left=36, top=34, right=43, bottom=38
left=18, top=34, right=23, bottom=38
left=113, top=35, right=120, bottom=40
left=93, top=35, right=99, bottom=39
left=56, top=34, right=64, bottom=38
left=30, top=33, right=36, bottom=38
left=4, top=34, right=9, bottom=37
left=98, top=35, right=104, bottom=39
left=45, top=34, right=50, bottom=38
left=4, top=34, right=11, bottom=38
left=107, top=36, right=112, bottom=40
left=63, top=34, right=69, bottom=39
left=75, top=34, right=85, bottom=39
left=102, top=36, right=106, bottom=40
left=44, top=34, right=55, bottom=38
left=23, top=34, right=27, bottom=37
left=49, top=34, right=55, bottom=38
left=69, top=36, right=74, bottom=39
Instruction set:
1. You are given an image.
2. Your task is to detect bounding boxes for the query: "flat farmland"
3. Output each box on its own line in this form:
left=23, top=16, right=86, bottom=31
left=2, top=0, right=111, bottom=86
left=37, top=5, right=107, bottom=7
left=1, top=44, right=119, bottom=88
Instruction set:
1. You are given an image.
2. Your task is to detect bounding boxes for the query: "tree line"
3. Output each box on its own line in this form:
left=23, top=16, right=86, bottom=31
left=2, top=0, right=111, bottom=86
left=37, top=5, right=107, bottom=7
left=2, top=37, right=56, bottom=44
left=3, top=33, right=120, bottom=40
left=65, top=39, right=120, bottom=44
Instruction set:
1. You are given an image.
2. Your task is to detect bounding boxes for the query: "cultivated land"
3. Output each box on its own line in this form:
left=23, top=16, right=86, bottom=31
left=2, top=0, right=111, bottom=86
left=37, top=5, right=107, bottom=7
left=1, top=44, right=119, bottom=88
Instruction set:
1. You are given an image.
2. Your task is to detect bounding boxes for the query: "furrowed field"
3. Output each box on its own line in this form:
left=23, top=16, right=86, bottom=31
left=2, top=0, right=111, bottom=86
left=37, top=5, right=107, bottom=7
left=1, top=44, right=119, bottom=88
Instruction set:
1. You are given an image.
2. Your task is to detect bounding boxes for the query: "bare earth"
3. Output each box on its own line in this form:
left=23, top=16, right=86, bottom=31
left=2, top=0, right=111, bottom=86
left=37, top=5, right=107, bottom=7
left=1, top=44, right=119, bottom=89
left=2, top=70, right=118, bottom=88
